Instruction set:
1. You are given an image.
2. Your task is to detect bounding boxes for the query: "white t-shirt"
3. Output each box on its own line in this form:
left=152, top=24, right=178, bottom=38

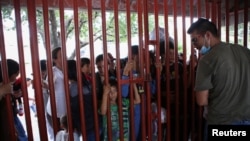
left=55, top=130, right=67, bottom=141
left=55, top=130, right=80, bottom=141
left=46, top=66, right=67, bottom=118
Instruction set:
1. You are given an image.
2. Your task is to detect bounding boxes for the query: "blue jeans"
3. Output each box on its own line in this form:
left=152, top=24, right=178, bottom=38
left=134, top=104, right=141, bottom=141
left=86, top=130, right=96, bottom=141
left=85, top=129, right=103, bottom=141
left=204, top=120, right=208, bottom=141
left=14, top=116, right=28, bottom=141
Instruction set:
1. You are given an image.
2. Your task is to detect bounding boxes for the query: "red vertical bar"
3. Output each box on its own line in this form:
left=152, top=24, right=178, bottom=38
left=112, top=0, right=125, bottom=140
left=189, top=0, right=196, bottom=141
left=152, top=0, right=162, bottom=140
left=243, top=0, right=248, bottom=47
left=143, top=0, right=152, bottom=140
left=136, top=0, right=145, bottom=139
left=181, top=0, right=188, bottom=140
left=113, top=3, right=125, bottom=140
left=137, top=0, right=144, bottom=74
left=100, top=0, right=108, bottom=77
left=205, top=0, right=210, bottom=19
left=26, top=0, right=49, bottom=140
left=125, top=0, right=133, bottom=140
left=86, top=0, right=100, bottom=140
left=190, top=0, right=194, bottom=20
left=112, top=3, right=123, bottom=140
left=13, top=0, right=35, bottom=140
left=46, top=25, right=59, bottom=139
left=73, top=0, right=87, bottom=141
left=163, top=0, right=171, bottom=141
left=234, top=0, right=238, bottom=44
left=197, top=1, right=205, bottom=141
left=100, top=0, right=112, bottom=140
left=211, top=1, right=217, bottom=23
left=113, top=3, right=123, bottom=140
left=173, top=0, right=180, bottom=140
left=41, top=0, right=57, bottom=139
left=58, top=0, right=73, bottom=140
left=113, top=0, right=120, bottom=64
left=41, top=0, right=58, bottom=139
left=0, top=5, right=16, bottom=141
left=225, top=0, right=230, bottom=42
left=197, top=0, right=201, bottom=17
left=46, top=16, right=60, bottom=141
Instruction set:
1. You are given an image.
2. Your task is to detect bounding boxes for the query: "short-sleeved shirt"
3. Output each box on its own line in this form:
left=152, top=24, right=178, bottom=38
left=195, top=42, right=250, bottom=124
left=103, top=99, right=130, bottom=141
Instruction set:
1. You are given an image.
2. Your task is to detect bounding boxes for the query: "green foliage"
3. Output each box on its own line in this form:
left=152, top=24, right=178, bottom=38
left=1, top=6, right=13, bottom=20
left=78, top=12, right=89, bottom=38
left=1, top=6, right=159, bottom=57
left=178, top=43, right=183, bottom=53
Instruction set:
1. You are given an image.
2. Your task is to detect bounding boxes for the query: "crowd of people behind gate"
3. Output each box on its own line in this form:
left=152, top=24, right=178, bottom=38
left=0, top=29, right=194, bottom=141
left=45, top=39, right=193, bottom=141
left=2, top=18, right=250, bottom=141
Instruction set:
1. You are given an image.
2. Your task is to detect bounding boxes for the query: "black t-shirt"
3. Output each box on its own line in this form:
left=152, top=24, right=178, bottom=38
left=160, top=62, right=184, bottom=93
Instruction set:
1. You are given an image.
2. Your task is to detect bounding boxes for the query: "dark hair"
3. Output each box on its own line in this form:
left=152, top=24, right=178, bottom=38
left=40, top=60, right=47, bottom=71
left=159, top=40, right=174, bottom=55
left=109, top=77, right=117, bottom=88
left=108, top=53, right=115, bottom=60
left=187, top=18, right=218, bottom=37
left=95, top=54, right=104, bottom=64
left=60, top=115, right=68, bottom=129
left=52, top=47, right=61, bottom=60
left=81, top=58, right=90, bottom=67
left=0, top=59, right=19, bottom=82
left=67, top=60, right=77, bottom=81
left=131, top=45, right=139, bottom=55
left=149, top=51, right=155, bottom=62
left=149, top=50, right=156, bottom=79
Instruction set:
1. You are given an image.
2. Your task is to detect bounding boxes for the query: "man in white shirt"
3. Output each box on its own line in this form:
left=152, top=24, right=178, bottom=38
left=46, top=47, right=67, bottom=140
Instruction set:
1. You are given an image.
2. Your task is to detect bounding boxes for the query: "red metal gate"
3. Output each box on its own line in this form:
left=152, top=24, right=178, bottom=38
left=0, top=0, right=249, bottom=141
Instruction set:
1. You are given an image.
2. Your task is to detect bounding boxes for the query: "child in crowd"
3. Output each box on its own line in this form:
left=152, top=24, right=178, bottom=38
left=55, top=115, right=80, bottom=141
left=100, top=72, right=141, bottom=141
